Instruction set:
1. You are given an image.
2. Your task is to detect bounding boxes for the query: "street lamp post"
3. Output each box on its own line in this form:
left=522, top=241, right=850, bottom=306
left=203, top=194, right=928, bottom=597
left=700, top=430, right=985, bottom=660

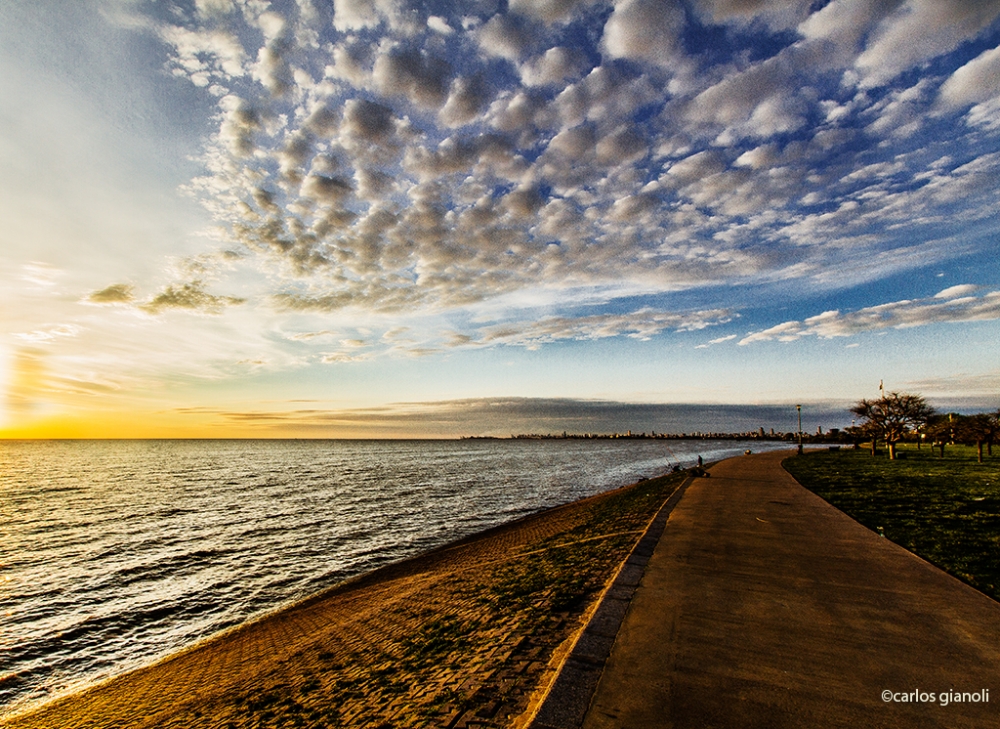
left=797, top=404, right=803, bottom=455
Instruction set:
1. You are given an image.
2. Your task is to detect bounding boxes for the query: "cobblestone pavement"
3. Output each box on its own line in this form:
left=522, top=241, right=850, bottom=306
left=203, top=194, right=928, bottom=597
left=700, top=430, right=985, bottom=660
left=4, top=472, right=684, bottom=729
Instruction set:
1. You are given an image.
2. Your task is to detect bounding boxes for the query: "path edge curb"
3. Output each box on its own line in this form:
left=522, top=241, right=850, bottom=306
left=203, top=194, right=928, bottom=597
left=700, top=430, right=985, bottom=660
left=523, top=474, right=695, bottom=729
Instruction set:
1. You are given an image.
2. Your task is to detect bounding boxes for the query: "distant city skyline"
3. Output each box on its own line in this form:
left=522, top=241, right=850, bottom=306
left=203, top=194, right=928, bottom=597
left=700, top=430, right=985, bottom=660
left=1, top=0, right=998, bottom=438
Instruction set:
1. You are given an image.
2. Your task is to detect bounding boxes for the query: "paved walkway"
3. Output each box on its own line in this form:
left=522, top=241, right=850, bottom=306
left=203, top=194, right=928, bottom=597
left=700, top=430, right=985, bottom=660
left=577, top=451, right=999, bottom=728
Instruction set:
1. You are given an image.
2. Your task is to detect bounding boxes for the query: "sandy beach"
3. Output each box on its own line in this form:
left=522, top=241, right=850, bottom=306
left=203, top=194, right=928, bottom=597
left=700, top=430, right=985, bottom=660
left=3, top=470, right=685, bottom=729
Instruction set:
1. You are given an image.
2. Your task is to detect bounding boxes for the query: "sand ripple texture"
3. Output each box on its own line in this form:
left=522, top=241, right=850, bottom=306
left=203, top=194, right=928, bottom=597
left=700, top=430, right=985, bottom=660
left=4, top=470, right=688, bottom=728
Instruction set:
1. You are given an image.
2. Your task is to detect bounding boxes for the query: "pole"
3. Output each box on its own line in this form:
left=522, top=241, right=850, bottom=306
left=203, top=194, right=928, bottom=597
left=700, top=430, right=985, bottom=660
left=797, top=404, right=803, bottom=455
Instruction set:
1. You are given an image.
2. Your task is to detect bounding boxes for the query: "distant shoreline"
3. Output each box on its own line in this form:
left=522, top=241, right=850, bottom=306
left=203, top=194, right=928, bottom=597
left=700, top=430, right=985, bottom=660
left=463, top=431, right=845, bottom=443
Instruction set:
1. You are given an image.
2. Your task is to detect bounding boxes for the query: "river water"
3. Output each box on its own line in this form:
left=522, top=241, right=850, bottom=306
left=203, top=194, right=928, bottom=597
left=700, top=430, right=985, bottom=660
left=0, top=437, right=789, bottom=717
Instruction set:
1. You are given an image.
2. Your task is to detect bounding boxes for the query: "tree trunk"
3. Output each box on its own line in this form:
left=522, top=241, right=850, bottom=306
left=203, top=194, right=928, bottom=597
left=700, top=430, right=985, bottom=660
left=978, top=440, right=984, bottom=464
left=870, top=438, right=877, bottom=456
left=937, top=442, right=945, bottom=457
left=887, top=441, right=896, bottom=460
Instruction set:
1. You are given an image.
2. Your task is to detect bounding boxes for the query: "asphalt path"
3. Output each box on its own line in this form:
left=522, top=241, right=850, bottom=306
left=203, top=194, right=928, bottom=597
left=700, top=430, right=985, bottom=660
left=581, top=450, right=1000, bottom=729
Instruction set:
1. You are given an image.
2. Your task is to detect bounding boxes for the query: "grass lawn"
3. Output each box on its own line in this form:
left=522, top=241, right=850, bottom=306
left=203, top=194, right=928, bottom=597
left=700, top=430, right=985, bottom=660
left=783, top=444, right=1000, bottom=602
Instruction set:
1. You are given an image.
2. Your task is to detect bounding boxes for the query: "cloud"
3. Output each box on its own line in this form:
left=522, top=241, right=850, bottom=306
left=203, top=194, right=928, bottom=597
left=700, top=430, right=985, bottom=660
left=286, top=330, right=336, bottom=341
left=332, top=0, right=408, bottom=33
left=934, top=284, right=979, bottom=299
left=341, top=98, right=397, bottom=142
left=161, top=25, right=247, bottom=88
left=740, top=288, right=1000, bottom=344
left=372, top=45, right=452, bottom=109
left=8, top=0, right=1000, bottom=445
left=665, top=149, right=727, bottom=183
left=474, top=307, right=735, bottom=349
left=798, top=0, right=906, bottom=58
left=683, top=48, right=811, bottom=141
left=508, top=0, right=601, bottom=25
left=252, top=12, right=295, bottom=97
left=439, top=73, right=492, bottom=127
left=86, top=283, right=135, bottom=304
left=940, top=45, right=1000, bottom=108
left=122, top=0, right=1000, bottom=342
left=854, top=0, right=1000, bottom=89
left=321, top=351, right=371, bottom=363
left=695, top=334, right=738, bottom=349
left=602, top=0, right=687, bottom=67
left=427, top=16, right=454, bottom=35
left=172, top=397, right=857, bottom=436
left=519, top=47, right=588, bottom=88
left=864, top=79, right=934, bottom=138
left=217, top=94, right=267, bottom=156
left=140, top=281, right=246, bottom=315
left=12, top=325, right=80, bottom=344
left=903, top=371, right=1000, bottom=396
left=477, top=13, right=538, bottom=61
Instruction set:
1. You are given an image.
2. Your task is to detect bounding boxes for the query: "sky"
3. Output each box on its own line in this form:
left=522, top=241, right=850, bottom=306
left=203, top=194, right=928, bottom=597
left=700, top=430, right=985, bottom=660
left=1, top=0, right=998, bottom=439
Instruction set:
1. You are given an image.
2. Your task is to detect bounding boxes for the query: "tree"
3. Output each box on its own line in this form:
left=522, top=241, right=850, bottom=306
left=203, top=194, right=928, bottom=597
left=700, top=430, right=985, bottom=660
left=850, top=392, right=935, bottom=460
left=954, top=413, right=999, bottom=463
left=926, top=413, right=957, bottom=457
left=991, top=410, right=1000, bottom=458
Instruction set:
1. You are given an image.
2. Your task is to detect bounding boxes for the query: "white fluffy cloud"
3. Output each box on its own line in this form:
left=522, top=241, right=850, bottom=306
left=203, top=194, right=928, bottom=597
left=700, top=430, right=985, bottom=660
left=940, top=44, right=1000, bottom=107
left=695, top=0, right=813, bottom=29
left=332, top=0, right=409, bottom=33
left=124, top=0, right=1000, bottom=354
left=798, top=0, right=906, bottom=59
left=854, top=0, right=1000, bottom=88
left=508, top=0, right=600, bottom=25
left=602, top=0, right=687, bottom=67
left=477, top=13, right=538, bottom=61
left=520, top=47, right=587, bottom=88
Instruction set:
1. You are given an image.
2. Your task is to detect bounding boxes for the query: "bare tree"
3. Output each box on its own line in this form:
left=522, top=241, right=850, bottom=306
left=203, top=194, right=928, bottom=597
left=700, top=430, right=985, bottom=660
left=955, top=413, right=999, bottom=463
left=926, top=413, right=957, bottom=457
left=850, top=392, right=935, bottom=460
left=991, top=410, right=1000, bottom=458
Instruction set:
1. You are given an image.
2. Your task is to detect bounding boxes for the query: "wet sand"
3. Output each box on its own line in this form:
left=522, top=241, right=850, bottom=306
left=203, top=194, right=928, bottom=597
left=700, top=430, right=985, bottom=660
left=3, top=471, right=685, bottom=729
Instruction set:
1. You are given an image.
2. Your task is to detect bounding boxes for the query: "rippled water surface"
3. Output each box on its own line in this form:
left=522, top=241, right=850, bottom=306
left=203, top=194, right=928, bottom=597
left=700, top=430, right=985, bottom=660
left=0, top=438, right=788, bottom=716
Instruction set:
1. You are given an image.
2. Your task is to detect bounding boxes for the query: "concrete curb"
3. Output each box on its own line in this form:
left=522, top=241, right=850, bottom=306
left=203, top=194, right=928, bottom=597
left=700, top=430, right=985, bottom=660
left=525, top=474, right=696, bottom=729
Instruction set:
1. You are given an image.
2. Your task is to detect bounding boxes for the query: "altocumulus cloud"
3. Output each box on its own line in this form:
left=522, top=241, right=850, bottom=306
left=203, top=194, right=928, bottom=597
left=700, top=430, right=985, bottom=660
left=740, top=286, right=1000, bottom=344
left=101, top=0, right=1000, bottom=350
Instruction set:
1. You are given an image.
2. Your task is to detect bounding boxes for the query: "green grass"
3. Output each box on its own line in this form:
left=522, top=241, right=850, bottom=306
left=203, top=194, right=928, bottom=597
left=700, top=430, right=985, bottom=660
left=784, top=444, right=1000, bottom=601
